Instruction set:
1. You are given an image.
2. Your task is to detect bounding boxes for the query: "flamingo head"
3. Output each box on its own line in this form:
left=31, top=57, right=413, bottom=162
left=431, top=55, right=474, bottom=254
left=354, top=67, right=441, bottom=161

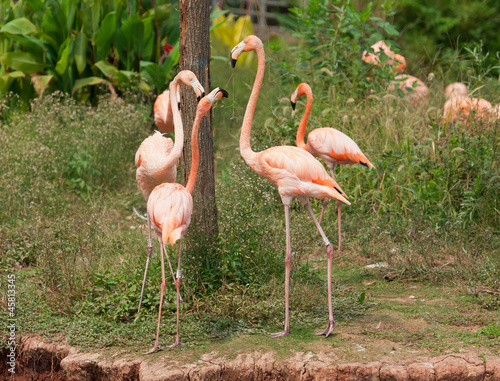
left=230, top=35, right=263, bottom=68
left=290, top=83, right=312, bottom=110
left=177, top=70, right=205, bottom=101
left=197, top=87, right=228, bottom=114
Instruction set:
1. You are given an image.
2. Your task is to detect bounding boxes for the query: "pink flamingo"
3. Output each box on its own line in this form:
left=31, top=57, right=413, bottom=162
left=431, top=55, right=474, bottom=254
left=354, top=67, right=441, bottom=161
left=154, top=80, right=199, bottom=133
left=290, top=83, right=375, bottom=251
left=231, top=35, right=350, bottom=338
left=146, top=87, right=228, bottom=353
left=362, top=40, right=406, bottom=73
left=388, top=74, right=429, bottom=105
left=444, top=82, right=468, bottom=99
left=135, top=70, right=204, bottom=314
left=154, top=90, right=175, bottom=133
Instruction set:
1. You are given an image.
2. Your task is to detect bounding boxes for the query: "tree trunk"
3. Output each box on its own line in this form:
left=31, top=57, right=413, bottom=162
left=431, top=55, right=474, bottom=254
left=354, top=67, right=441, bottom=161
left=179, top=0, right=218, bottom=251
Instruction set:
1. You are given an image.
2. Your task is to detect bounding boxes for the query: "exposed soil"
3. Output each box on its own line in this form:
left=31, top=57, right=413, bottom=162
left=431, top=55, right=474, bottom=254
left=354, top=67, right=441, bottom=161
left=2, top=336, right=500, bottom=380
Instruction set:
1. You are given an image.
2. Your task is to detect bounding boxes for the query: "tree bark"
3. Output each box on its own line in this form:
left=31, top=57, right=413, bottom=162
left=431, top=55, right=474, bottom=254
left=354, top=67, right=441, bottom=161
left=179, top=0, right=218, bottom=250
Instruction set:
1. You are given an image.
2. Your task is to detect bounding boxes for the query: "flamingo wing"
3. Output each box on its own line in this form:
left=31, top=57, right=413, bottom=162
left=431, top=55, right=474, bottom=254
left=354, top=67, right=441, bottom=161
left=308, top=128, right=374, bottom=168
left=258, top=146, right=348, bottom=201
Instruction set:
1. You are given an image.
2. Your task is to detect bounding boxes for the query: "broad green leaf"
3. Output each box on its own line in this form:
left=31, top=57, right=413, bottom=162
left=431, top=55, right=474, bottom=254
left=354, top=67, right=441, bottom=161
left=95, top=60, right=119, bottom=79
left=154, top=3, right=172, bottom=25
left=141, top=17, right=154, bottom=61
left=95, top=12, right=116, bottom=62
left=72, top=76, right=108, bottom=94
left=25, top=0, right=45, bottom=14
left=1, top=18, right=37, bottom=35
left=140, top=62, right=166, bottom=93
left=42, top=4, right=66, bottom=46
left=0, top=52, right=47, bottom=73
left=0, top=71, right=25, bottom=93
left=118, top=14, right=143, bottom=69
left=75, top=31, right=87, bottom=74
left=5, top=34, right=47, bottom=55
left=55, top=38, right=72, bottom=75
left=31, top=74, right=54, bottom=96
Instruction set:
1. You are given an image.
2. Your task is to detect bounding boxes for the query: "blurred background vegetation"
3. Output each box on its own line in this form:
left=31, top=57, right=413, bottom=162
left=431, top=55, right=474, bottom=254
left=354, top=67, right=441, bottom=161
left=0, top=0, right=499, bottom=348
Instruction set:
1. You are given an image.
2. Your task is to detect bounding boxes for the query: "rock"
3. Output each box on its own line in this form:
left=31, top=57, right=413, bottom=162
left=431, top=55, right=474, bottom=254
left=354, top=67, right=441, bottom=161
left=380, top=365, right=409, bottom=380
left=433, top=355, right=484, bottom=381
left=406, top=362, right=435, bottom=381
left=485, top=358, right=500, bottom=381
left=221, top=354, right=254, bottom=381
left=189, top=363, right=221, bottom=381
left=337, top=362, right=381, bottom=381
left=303, top=365, right=338, bottom=381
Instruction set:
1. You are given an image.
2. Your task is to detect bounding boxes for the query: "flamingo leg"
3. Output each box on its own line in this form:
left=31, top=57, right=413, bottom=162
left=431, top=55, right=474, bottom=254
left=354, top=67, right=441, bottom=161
left=316, top=198, right=330, bottom=236
left=145, top=238, right=167, bottom=354
left=270, top=205, right=291, bottom=338
left=337, top=200, right=342, bottom=251
left=163, top=243, right=185, bottom=304
left=135, top=215, right=154, bottom=319
left=168, top=239, right=183, bottom=347
left=305, top=203, right=335, bottom=337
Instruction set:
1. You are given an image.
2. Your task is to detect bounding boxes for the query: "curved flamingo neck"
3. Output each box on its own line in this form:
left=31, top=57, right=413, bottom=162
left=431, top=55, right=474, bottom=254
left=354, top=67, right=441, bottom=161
left=185, top=111, right=203, bottom=194
left=296, top=87, right=313, bottom=151
left=166, top=76, right=184, bottom=170
left=240, top=45, right=265, bottom=164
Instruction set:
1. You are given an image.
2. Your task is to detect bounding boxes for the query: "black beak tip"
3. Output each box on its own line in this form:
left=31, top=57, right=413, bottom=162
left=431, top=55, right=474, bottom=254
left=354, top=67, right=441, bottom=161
left=197, top=96, right=201, bottom=103
left=178, top=102, right=181, bottom=112
left=291, top=101, right=296, bottom=110
left=219, top=88, right=229, bottom=98
left=231, top=58, right=237, bottom=68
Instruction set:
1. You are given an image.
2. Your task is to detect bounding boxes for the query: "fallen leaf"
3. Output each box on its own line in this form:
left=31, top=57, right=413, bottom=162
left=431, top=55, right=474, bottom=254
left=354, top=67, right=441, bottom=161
left=408, top=295, right=416, bottom=299
left=375, top=321, right=382, bottom=329
left=362, top=280, right=376, bottom=286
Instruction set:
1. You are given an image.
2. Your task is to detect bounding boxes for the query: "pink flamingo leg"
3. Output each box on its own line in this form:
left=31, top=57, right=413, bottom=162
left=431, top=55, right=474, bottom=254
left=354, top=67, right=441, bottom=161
left=316, top=198, right=330, bottom=236
left=270, top=205, right=292, bottom=338
left=136, top=216, right=182, bottom=321
left=162, top=243, right=185, bottom=304
left=305, top=203, right=335, bottom=337
left=168, top=239, right=183, bottom=347
left=145, top=238, right=167, bottom=354
left=135, top=215, right=154, bottom=319
left=337, top=200, right=342, bottom=251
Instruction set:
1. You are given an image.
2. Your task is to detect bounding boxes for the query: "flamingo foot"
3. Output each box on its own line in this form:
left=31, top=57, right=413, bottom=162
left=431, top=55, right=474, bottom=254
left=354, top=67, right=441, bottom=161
left=167, top=340, right=183, bottom=348
left=269, top=328, right=290, bottom=338
left=145, top=344, right=165, bottom=354
left=316, top=319, right=335, bottom=337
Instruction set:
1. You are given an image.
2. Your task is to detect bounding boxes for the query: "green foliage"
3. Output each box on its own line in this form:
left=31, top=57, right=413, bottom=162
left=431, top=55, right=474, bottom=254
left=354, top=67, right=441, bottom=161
left=275, top=0, right=400, bottom=98
left=391, top=0, right=500, bottom=74
left=0, top=0, right=180, bottom=103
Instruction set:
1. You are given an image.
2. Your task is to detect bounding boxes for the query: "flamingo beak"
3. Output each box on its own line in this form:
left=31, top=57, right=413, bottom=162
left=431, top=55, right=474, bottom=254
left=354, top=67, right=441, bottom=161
left=190, top=78, right=205, bottom=102
left=230, top=41, right=246, bottom=68
left=207, top=87, right=229, bottom=103
left=290, top=101, right=296, bottom=110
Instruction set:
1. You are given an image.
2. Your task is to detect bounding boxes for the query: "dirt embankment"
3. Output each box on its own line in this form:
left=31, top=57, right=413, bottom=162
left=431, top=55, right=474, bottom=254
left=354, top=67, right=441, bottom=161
left=2, top=336, right=500, bottom=380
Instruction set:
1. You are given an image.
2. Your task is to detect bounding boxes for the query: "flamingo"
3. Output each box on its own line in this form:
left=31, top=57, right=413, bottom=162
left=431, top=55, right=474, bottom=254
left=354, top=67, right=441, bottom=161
left=135, top=70, right=205, bottom=315
left=362, top=40, right=406, bottom=73
left=146, top=87, right=228, bottom=353
left=231, top=35, right=350, bottom=338
left=154, top=81, right=194, bottom=133
left=290, top=83, right=375, bottom=251
left=444, top=95, right=494, bottom=125
left=445, top=82, right=468, bottom=99
left=154, top=90, right=175, bottom=133
left=388, top=74, right=428, bottom=105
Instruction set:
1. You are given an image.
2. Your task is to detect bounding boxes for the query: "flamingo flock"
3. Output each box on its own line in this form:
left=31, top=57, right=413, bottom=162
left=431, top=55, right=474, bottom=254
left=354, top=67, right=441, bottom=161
left=136, top=34, right=495, bottom=351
